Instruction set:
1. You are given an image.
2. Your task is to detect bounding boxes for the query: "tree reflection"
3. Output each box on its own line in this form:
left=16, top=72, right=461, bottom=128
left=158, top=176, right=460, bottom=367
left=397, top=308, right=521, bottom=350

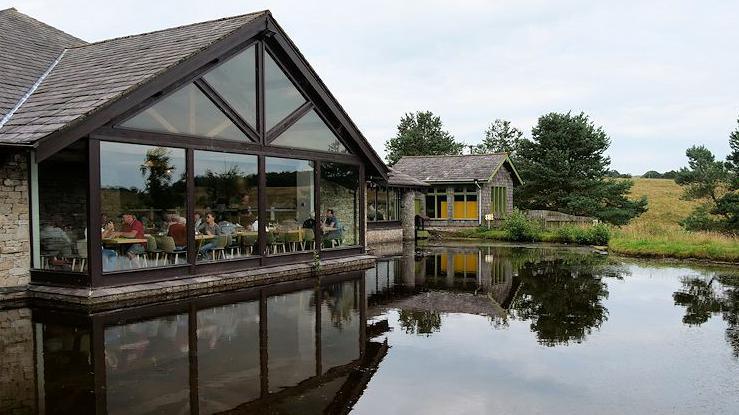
left=511, top=257, right=620, bottom=346
left=398, top=310, right=442, bottom=336
left=673, top=273, right=739, bottom=357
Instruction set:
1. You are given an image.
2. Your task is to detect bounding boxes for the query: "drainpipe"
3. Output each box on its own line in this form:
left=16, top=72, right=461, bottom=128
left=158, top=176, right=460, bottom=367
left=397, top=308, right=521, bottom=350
left=474, top=179, right=482, bottom=225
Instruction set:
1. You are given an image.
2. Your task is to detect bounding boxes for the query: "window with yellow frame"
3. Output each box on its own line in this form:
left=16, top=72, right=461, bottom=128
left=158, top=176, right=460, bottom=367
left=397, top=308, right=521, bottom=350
left=452, top=186, right=478, bottom=220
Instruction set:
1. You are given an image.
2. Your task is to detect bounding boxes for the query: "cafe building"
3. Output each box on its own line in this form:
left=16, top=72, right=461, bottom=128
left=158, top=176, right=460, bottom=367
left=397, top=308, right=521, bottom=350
left=0, top=8, right=388, bottom=291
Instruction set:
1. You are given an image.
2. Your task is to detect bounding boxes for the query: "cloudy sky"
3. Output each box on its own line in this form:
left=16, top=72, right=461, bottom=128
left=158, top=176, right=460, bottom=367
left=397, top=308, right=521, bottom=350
left=5, top=0, right=738, bottom=174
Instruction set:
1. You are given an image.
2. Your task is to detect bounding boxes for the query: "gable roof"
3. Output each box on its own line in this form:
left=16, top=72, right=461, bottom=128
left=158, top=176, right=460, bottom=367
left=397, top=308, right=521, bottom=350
left=0, top=8, right=85, bottom=122
left=393, top=153, right=523, bottom=185
left=0, top=9, right=267, bottom=145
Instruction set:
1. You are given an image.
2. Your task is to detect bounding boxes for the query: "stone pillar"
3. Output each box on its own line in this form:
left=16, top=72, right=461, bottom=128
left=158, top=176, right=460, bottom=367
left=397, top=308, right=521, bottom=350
left=446, top=186, right=454, bottom=221
left=0, top=151, right=30, bottom=288
left=400, top=190, right=415, bottom=240
left=0, top=308, right=36, bottom=414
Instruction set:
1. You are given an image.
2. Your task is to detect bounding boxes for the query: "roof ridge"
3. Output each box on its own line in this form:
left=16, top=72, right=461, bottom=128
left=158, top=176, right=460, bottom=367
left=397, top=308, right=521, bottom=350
left=0, top=7, right=17, bottom=13
left=67, top=10, right=269, bottom=50
left=399, top=152, right=508, bottom=159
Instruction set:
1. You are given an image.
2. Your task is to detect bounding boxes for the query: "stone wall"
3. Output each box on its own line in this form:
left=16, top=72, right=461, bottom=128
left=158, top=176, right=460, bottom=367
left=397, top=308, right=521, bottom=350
left=320, top=181, right=359, bottom=245
left=0, top=151, right=30, bottom=288
left=0, top=307, right=36, bottom=414
left=366, top=227, right=403, bottom=245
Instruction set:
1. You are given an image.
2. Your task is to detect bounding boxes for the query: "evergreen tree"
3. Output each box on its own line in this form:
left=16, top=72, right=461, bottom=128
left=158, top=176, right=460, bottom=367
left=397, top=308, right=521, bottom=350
left=675, top=121, right=739, bottom=233
left=385, top=111, right=464, bottom=165
left=473, top=119, right=523, bottom=156
left=515, top=112, right=647, bottom=225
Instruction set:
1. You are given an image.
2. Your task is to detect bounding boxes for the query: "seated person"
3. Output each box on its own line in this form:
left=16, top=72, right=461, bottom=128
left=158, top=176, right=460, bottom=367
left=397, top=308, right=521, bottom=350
left=302, top=212, right=316, bottom=229
left=109, top=212, right=146, bottom=261
left=322, top=209, right=343, bottom=245
left=101, top=219, right=118, bottom=270
left=40, top=223, right=72, bottom=265
left=167, top=216, right=187, bottom=250
left=198, top=213, right=222, bottom=257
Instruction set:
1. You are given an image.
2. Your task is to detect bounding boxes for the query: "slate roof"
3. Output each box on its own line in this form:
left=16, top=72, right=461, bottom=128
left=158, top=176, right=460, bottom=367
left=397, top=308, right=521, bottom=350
left=0, top=9, right=266, bottom=144
left=0, top=8, right=85, bottom=121
left=386, top=167, right=429, bottom=187
left=393, top=153, right=521, bottom=184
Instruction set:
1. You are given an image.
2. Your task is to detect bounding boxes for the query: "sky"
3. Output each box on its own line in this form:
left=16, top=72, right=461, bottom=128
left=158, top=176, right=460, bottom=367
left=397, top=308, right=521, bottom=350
left=5, top=0, right=739, bottom=174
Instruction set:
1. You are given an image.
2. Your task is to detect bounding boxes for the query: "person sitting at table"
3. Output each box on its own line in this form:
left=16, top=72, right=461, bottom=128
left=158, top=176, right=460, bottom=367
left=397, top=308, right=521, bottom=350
left=193, top=212, right=203, bottom=232
left=302, top=212, right=316, bottom=229
left=198, top=213, right=222, bottom=257
left=101, top=219, right=118, bottom=271
left=109, top=212, right=146, bottom=262
left=322, top=209, right=343, bottom=245
left=168, top=216, right=187, bottom=250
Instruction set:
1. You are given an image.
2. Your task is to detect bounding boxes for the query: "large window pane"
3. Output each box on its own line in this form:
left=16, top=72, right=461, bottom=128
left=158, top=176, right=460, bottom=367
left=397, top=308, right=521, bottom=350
left=120, top=84, right=249, bottom=141
left=100, top=142, right=186, bottom=272
left=203, top=45, right=257, bottom=127
left=265, top=53, right=305, bottom=131
left=268, top=289, right=316, bottom=391
left=194, top=151, right=258, bottom=262
left=388, top=189, right=398, bottom=221
left=36, top=141, right=88, bottom=273
left=376, top=188, right=388, bottom=221
left=320, top=162, right=359, bottom=248
left=265, top=157, right=314, bottom=255
left=272, top=110, right=349, bottom=153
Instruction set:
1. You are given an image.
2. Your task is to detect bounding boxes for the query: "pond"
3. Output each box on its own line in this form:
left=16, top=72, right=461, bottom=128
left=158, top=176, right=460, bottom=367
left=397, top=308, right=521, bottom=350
left=1, top=242, right=737, bottom=414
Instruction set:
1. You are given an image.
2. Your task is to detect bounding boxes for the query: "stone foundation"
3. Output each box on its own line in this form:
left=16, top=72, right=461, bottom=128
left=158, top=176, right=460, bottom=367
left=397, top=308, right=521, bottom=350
left=28, top=254, right=375, bottom=310
left=366, top=227, right=403, bottom=245
left=0, top=307, right=36, bottom=415
left=0, top=151, right=30, bottom=288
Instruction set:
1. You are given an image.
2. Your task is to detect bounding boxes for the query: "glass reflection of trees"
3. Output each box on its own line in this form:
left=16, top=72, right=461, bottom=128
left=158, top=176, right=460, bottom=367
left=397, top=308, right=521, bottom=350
left=510, top=255, right=623, bottom=346
left=673, top=273, right=739, bottom=357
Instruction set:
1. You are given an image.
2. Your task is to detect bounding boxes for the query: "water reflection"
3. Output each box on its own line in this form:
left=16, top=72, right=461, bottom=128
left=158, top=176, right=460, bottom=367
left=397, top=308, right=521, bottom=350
left=32, top=275, right=368, bottom=414
left=9, top=242, right=739, bottom=414
left=673, top=272, right=739, bottom=357
left=366, top=244, right=625, bottom=346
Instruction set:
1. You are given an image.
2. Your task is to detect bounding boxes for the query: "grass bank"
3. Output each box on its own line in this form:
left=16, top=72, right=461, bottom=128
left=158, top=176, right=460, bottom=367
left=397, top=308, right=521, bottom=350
left=609, top=178, right=738, bottom=263
left=449, top=179, right=738, bottom=263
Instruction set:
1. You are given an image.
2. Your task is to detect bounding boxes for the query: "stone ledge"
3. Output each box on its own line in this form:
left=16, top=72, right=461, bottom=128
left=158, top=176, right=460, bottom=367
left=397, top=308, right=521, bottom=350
left=27, top=255, right=376, bottom=311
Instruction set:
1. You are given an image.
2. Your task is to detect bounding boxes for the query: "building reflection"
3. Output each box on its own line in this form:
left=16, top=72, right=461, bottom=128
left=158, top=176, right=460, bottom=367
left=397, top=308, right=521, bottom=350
left=33, top=273, right=389, bottom=414
left=366, top=243, right=621, bottom=345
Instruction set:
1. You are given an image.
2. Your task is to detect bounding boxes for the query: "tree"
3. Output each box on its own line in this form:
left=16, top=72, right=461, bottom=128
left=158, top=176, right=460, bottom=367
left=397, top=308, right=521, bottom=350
left=675, top=137, right=738, bottom=233
left=472, top=119, right=523, bottom=156
left=385, top=111, right=464, bottom=165
left=515, top=112, right=648, bottom=225
left=139, top=147, right=178, bottom=209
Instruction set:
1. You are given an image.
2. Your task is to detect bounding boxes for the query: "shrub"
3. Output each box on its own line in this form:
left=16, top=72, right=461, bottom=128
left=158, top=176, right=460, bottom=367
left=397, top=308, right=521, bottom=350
left=587, top=223, right=611, bottom=245
left=554, top=224, right=610, bottom=245
left=502, top=210, right=542, bottom=242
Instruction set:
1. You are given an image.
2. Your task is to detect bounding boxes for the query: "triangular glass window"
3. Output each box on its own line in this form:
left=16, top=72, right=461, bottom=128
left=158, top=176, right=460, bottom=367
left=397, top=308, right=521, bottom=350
left=203, top=45, right=257, bottom=127
left=265, top=52, right=305, bottom=131
left=271, top=109, right=350, bottom=153
left=120, top=84, right=249, bottom=141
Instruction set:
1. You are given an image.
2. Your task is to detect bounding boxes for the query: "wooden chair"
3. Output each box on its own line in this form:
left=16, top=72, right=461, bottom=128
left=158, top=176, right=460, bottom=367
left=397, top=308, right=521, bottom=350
left=284, top=230, right=302, bottom=252
left=302, top=229, right=315, bottom=251
left=157, top=236, right=186, bottom=265
left=71, top=239, right=87, bottom=272
left=146, top=235, right=164, bottom=266
left=227, top=235, right=241, bottom=258
left=241, top=233, right=258, bottom=255
left=211, top=235, right=229, bottom=260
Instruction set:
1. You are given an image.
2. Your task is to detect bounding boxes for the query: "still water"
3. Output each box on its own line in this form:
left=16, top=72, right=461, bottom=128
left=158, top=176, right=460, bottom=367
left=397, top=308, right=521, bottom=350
left=1, top=242, right=738, bottom=414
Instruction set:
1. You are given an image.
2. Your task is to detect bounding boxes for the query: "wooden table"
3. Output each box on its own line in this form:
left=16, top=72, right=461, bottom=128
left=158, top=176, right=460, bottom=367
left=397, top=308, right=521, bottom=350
left=102, top=238, right=148, bottom=245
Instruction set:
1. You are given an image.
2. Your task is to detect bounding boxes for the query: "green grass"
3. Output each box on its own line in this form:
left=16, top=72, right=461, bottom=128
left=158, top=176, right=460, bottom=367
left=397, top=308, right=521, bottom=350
left=608, top=178, right=738, bottom=263
left=455, top=222, right=610, bottom=246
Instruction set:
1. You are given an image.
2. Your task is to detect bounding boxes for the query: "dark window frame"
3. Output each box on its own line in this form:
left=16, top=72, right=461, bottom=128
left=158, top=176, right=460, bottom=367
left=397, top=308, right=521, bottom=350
left=30, top=39, right=369, bottom=288
left=366, top=185, right=400, bottom=223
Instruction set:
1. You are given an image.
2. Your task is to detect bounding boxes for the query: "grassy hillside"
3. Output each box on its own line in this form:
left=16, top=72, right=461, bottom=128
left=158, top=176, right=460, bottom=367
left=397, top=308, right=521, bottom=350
left=610, top=178, right=738, bottom=262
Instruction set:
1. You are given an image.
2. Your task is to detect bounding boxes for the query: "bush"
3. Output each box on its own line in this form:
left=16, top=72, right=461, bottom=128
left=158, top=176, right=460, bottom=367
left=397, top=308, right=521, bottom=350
left=680, top=205, right=723, bottom=232
left=502, top=210, right=542, bottom=242
left=554, top=224, right=610, bottom=245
